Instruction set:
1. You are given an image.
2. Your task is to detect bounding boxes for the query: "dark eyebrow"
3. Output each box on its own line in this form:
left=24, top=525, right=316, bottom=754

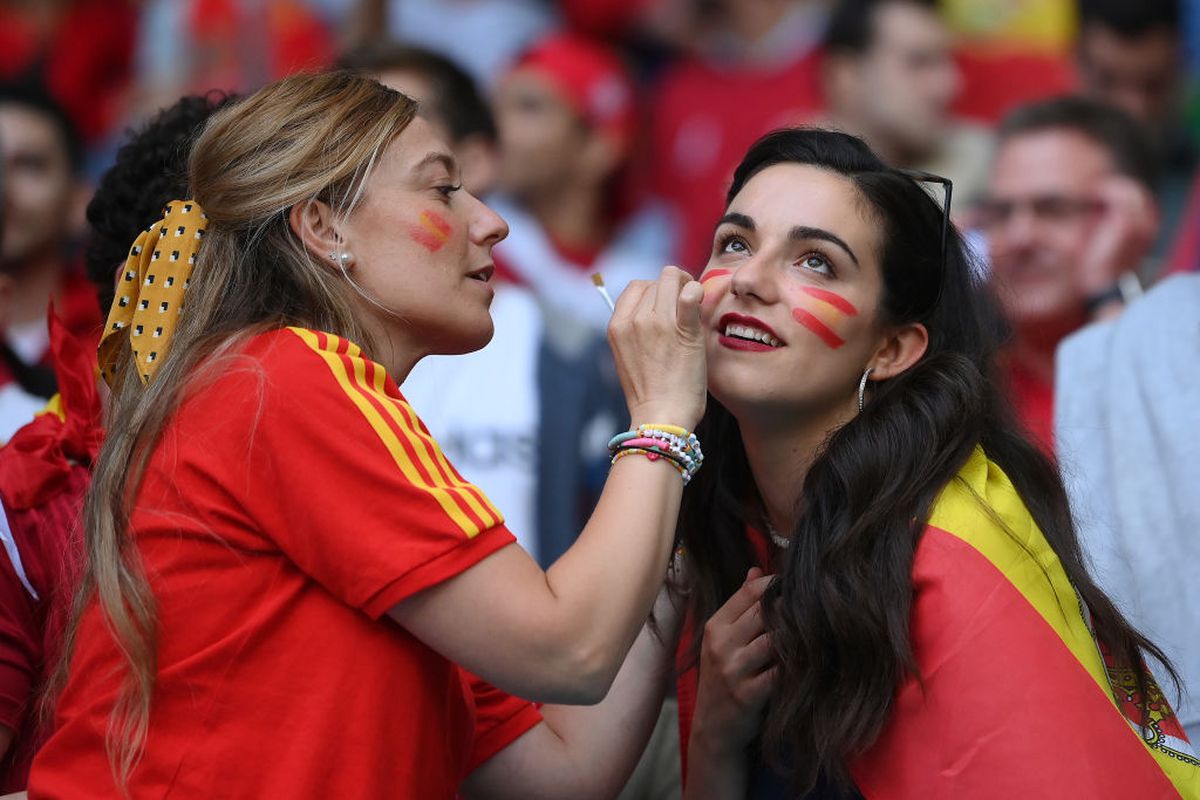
left=789, top=225, right=859, bottom=267
left=715, top=212, right=755, bottom=232
left=413, top=151, right=460, bottom=179
left=717, top=213, right=860, bottom=268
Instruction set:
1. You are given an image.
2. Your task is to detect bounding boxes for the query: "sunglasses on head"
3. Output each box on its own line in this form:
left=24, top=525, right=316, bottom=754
left=896, top=168, right=953, bottom=273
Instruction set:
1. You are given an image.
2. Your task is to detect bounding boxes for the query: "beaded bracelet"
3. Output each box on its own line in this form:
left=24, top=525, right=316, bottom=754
left=608, top=426, right=702, bottom=458
left=608, top=424, right=704, bottom=484
left=613, top=443, right=688, bottom=472
left=611, top=447, right=689, bottom=482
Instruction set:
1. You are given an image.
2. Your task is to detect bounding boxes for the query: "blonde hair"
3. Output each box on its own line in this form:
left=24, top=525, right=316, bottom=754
left=55, top=70, right=417, bottom=789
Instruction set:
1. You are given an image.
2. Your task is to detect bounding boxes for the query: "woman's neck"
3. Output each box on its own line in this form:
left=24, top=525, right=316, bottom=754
left=364, top=311, right=422, bottom=386
left=738, top=402, right=855, bottom=539
left=522, top=181, right=608, bottom=255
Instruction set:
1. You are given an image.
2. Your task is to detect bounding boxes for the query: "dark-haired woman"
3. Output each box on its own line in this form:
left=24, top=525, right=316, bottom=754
left=673, top=128, right=1198, bottom=799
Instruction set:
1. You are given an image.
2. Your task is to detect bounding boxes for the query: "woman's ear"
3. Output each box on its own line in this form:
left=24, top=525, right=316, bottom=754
left=288, top=199, right=345, bottom=271
left=869, top=321, right=928, bottom=381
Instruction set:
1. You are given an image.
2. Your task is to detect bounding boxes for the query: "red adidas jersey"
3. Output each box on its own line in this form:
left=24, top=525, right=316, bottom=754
left=29, top=328, right=538, bottom=798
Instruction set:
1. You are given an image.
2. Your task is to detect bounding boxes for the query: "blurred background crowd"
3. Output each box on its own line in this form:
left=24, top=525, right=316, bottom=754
left=4, top=0, right=1199, bottom=553
left=1, top=1, right=1199, bottom=793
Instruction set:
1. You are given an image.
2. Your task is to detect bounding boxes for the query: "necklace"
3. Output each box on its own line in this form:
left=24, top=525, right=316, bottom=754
left=764, top=517, right=790, bottom=549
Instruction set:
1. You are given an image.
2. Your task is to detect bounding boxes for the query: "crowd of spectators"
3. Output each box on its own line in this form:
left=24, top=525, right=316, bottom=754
left=1, top=0, right=1198, bottom=795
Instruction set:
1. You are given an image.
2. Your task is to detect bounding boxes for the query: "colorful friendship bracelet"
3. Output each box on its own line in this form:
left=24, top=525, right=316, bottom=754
left=618, top=430, right=702, bottom=471
left=613, top=443, right=690, bottom=474
left=611, top=447, right=687, bottom=477
left=608, top=424, right=704, bottom=484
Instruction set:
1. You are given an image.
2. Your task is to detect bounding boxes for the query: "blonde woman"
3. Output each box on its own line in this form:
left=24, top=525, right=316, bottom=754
left=28, top=71, right=704, bottom=797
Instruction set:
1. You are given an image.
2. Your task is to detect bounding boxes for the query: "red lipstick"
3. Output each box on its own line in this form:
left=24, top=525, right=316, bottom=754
left=717, top=312, right=785, bottom=352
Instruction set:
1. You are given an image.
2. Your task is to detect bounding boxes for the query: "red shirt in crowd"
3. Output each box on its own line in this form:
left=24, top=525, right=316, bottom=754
left=1002, top=357, right=1055, bottom=454
left=647, top=51, right=823, bottom=272
left=0, top=0, right=137, bottom=144
left=0, top=271, right=103, bottom=403
left=27, top=328, right=540, bottom=797
left=0, top=312, right=102, bottom=791
left=0, top=469, right=90, bottom=794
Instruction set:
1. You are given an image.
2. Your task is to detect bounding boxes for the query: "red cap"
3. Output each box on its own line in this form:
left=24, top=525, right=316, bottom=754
left=511, top=34, right=636, bottom=151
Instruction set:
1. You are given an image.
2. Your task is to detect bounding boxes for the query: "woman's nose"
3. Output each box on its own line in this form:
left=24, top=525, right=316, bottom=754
left=729, top=253, right=773, bottom=302
left=471, top=195, right=509, bottom=247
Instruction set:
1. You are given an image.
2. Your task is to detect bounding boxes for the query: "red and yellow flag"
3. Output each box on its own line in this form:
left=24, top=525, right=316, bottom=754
left=852, top=448, right=1199, bottom=798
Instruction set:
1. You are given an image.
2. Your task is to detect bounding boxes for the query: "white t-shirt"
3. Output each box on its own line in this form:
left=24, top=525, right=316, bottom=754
left=401, top=283, right=542, bottom=559
left=0, top=383, right=45, bottom=445
left=387, top=0, right=556, bottom=90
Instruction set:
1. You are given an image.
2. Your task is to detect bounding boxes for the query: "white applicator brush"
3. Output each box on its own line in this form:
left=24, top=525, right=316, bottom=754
left=591, top=273, right=616, bottom=312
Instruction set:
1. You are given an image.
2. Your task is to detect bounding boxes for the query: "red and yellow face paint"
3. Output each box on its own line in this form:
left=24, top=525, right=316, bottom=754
left=410, top=210, right=452, bottom=252
left=791, top=286, right=858, bottom=349
left=699, top=268, right=732, bottom=305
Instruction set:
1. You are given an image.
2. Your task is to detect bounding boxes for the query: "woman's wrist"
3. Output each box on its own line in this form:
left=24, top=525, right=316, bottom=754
left=689, top=715, right=750, bottom=762
left=685, top=721, right=753, bottom=800
left=628, top=409, right=701, bottom=433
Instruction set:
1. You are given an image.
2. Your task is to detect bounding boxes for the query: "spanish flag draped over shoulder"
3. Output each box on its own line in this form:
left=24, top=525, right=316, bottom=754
left=851, top=447, right=1200, bottom=798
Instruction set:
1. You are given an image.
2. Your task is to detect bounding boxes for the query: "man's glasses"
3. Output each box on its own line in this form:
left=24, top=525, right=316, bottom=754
left=897, top=168, right=953, bottom=273
left=975, top=195, right=1105, bottom=231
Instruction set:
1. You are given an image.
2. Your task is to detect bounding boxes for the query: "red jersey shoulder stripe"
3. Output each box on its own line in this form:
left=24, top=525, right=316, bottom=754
left=345, top=349, right=492, bottom=534
left=286, top=327, right=499, bottom=538
left=353, top=347, right=502, bottom=530
left=389, top=390, right=502, bottom=525
left=292, top=328, right=496, bottom=536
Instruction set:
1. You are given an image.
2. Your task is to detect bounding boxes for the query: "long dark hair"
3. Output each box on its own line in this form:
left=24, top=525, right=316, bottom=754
left=676, top=128, right=1176, bottom=793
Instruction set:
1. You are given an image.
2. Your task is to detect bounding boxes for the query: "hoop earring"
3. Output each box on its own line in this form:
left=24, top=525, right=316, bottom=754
left=858, top=367, right=874, bottom=413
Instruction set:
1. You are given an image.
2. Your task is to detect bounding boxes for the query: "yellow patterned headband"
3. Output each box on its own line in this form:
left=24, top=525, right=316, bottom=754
left=97, top=200, right=208, bottom=386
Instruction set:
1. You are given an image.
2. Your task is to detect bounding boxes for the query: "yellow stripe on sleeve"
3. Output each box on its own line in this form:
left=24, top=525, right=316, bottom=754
left=368, top=360, right=503, bottom=529
left=352, top=348, right=501, bottom=530
left=287, top=327, right=485, bottom=537
left=367, top=361, right=502, bottom=526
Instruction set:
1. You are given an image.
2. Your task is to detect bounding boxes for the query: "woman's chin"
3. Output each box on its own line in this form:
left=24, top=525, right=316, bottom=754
left=444, top=321, right=495, bottom=356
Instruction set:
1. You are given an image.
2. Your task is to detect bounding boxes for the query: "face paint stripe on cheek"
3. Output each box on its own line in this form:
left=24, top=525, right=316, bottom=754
left=699, top=268, right=731, bottom=306
left=801, top=286, right=858, bottom=316
left=422, top=210, right=452, bottom=236
left=811, top=303, right=842, bottom=328
left=410, top=227, right=444, bottom=252
left=791, top=286, right=855, bottom=348
left=792, top=307, right=846, bottom=349
left=411, top=211, right=451, bottom=252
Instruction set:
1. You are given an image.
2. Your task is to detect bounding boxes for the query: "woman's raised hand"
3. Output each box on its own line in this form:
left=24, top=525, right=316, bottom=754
left=608, top=266, right=706, bottom=430
left=690, top=568, right=777, bottom=757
